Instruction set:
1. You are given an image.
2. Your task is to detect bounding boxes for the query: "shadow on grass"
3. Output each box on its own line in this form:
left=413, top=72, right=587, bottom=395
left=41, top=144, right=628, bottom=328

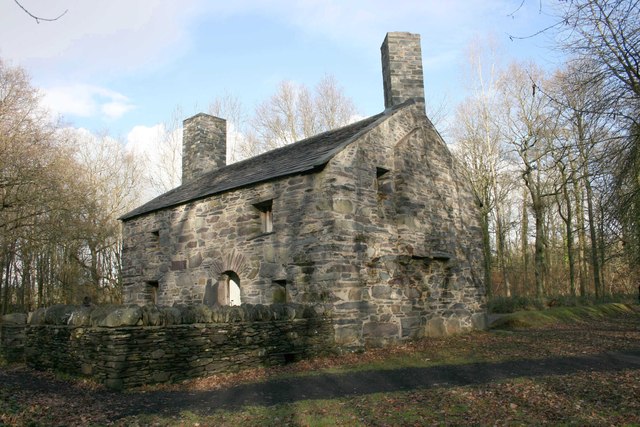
left=107, top=348, right=640, bottom=420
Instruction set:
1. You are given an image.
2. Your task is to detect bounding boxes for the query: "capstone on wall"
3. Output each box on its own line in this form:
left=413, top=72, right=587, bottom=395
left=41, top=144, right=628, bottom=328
left=4, top=303, right=334, bottom=389
left=122, top=103, right=486, bottom=348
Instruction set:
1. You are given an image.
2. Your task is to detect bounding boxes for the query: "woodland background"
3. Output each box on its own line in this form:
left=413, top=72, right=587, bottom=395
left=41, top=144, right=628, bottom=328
left=1, top=0, right=638, bottom=313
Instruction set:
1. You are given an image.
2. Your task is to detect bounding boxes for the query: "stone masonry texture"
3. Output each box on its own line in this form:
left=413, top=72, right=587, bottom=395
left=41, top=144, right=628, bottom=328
left=121, top=32, right=486, bottom=351
left=4, top=303, right=334, bottom=389
left=122, top=102, right=487, bottom=349
left=381, top=32, right=425, bottom=109
left=182, top=113, right=227, bottom=184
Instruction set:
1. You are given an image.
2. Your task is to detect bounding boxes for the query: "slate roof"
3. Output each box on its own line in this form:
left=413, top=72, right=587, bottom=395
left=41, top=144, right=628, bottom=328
left=120, top=109, right=391, bottom=221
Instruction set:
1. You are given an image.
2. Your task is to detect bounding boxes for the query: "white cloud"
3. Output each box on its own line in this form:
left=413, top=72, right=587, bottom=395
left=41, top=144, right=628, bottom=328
left=2, top=0, right=557, bottom=141
left=125, top=123, right=183, bottom=200
left=125, top=124, right=167, bottom=159
left=101, top=99, right=134, bottom=120
left=42, top=86, right=96, bottom=118
left=0, top=0, right=200, bottom=77
left=41, top=84, right=134, bottom=120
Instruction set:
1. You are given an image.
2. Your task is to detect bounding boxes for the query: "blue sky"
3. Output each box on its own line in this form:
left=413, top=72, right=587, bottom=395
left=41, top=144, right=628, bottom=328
left=1, top=0, right=562, bottom=144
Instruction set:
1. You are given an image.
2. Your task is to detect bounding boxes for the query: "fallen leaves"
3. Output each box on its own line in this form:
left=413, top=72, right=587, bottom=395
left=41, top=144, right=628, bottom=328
left=0, top=307, right=638, bottom=426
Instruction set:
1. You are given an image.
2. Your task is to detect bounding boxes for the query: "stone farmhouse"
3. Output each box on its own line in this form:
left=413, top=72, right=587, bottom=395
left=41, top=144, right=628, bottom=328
left=120, top=32, right=487, bottom=348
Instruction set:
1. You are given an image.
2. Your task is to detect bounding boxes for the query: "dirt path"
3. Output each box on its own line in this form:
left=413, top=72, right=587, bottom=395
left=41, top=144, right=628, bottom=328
left=1, top=312, right=639, bottom=425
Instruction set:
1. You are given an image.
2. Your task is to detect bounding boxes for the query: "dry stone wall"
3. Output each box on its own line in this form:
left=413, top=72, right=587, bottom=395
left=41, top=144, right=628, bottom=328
left=0, top=313, right=27, bottom=362
left=3, top=304, right=334, bottom=389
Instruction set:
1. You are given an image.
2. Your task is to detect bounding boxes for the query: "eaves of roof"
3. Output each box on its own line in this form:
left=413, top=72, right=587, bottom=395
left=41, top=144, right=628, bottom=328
left=120, top=101, right=414, bottom=221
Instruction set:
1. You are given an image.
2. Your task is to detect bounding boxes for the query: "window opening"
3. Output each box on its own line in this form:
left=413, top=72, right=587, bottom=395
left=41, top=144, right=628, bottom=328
left=271, top=280, right=287, bottom=303
left=253, top=200, right=273, bottom=233
left=215, top=271, right=241, bottom=306
left=376, top=167, right=392, bottom=201
left=229, top=276, right=241, bottom=306
left=145, top=280, right=159, bottom=304
left=376, top=167, right=389, bottom=179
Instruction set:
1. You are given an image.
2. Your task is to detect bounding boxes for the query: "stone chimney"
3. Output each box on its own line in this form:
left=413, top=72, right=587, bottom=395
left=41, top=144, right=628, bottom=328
left=182, top=113, right=226, bottom=184
left=381, top=32, right=425, bottom=110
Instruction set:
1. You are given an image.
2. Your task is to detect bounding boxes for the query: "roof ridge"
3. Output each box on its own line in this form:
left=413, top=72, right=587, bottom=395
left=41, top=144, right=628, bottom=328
left=120, top=104, right=412, bottom=221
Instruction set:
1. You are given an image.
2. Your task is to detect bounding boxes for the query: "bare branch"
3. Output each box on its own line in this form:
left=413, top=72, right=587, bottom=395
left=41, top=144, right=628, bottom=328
left=14, top=0, right=68, bottom=24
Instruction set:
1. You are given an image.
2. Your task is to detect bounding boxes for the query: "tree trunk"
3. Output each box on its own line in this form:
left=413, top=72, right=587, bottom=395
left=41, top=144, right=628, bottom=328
left=521, top=187, right=529, bottom=296
left=572, top=161, right=588, bottom=298
left=565, top=197, right=576, bottom=298
left=481, top=210, right=493, bottom=298
left=3, top=253, right=12, bottom=314
left=598, top=198, right=607, bottom=296
left=584, top=176, right=602, bottom=299
left=37, top=252, right=45, bottom=308
left=533, top=202, right=546, bottom=300
left=494, top=189, right=510, bottom=297
left=557, top=164, right=576, bottom=296
left=523, top=161, right=546, bottom=301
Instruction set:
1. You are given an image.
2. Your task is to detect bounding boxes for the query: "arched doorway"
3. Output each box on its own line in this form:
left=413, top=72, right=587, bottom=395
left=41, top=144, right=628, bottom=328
left=203, top=271, right=241, bottom=306
left=226, top=271, right=241, bottom=306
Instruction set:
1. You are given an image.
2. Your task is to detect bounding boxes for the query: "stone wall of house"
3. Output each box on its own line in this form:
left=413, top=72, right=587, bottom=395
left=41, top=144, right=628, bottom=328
left=4, top=303, right=333, bottom=389
left=315, top=103, right=486, bottom=347
left=121, top=170, right=330, bottom=307
left=122, top=102, right=486, bottom=349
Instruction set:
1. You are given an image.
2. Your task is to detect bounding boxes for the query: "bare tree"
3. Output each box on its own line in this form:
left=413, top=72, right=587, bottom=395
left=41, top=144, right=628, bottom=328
left=141, top=75, right=358, bottom=200
left=0, top=58, right=148, bottom=310
left=452, top=38, right=514, bottom=297
left=250, top=75, right=357, bottom=153
left=208, top=93, right=248, bottom=163
left=558, top=0, right=640, bottom=118
left=64, top=129, right=143, bottom=302
left=144, top=107, right=184, bottom=195
left=549, top=61, right=619, bottom=297
left=314, top=75, right=358, bottom=131
left=497, top=62, right=559, bottom=299
left=0, top=59, right=84, bottom=311
left=557, top=0, right=640, bottom=279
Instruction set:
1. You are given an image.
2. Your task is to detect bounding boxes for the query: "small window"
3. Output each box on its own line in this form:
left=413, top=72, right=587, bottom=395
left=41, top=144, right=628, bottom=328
left=145, top=280, right=159, bottom=304
left=376, top=167, right=389, bottom=179
left=253, top=200, right=273, bottom=233
left=271, top=280, right=287, bottom=303
left=376, top=167, right=392, bottom=200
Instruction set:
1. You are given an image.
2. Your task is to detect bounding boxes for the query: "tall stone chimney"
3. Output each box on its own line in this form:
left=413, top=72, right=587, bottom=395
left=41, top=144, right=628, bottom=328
left=182, top=113, right=226, bottom=184
left=381, top=32, right=425, bottom=110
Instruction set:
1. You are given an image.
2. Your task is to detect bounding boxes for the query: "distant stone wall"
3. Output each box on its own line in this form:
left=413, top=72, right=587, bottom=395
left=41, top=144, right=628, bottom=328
left=3, top=303, right=334, bottom=389
left=0, top=313, right=27, bottom=362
